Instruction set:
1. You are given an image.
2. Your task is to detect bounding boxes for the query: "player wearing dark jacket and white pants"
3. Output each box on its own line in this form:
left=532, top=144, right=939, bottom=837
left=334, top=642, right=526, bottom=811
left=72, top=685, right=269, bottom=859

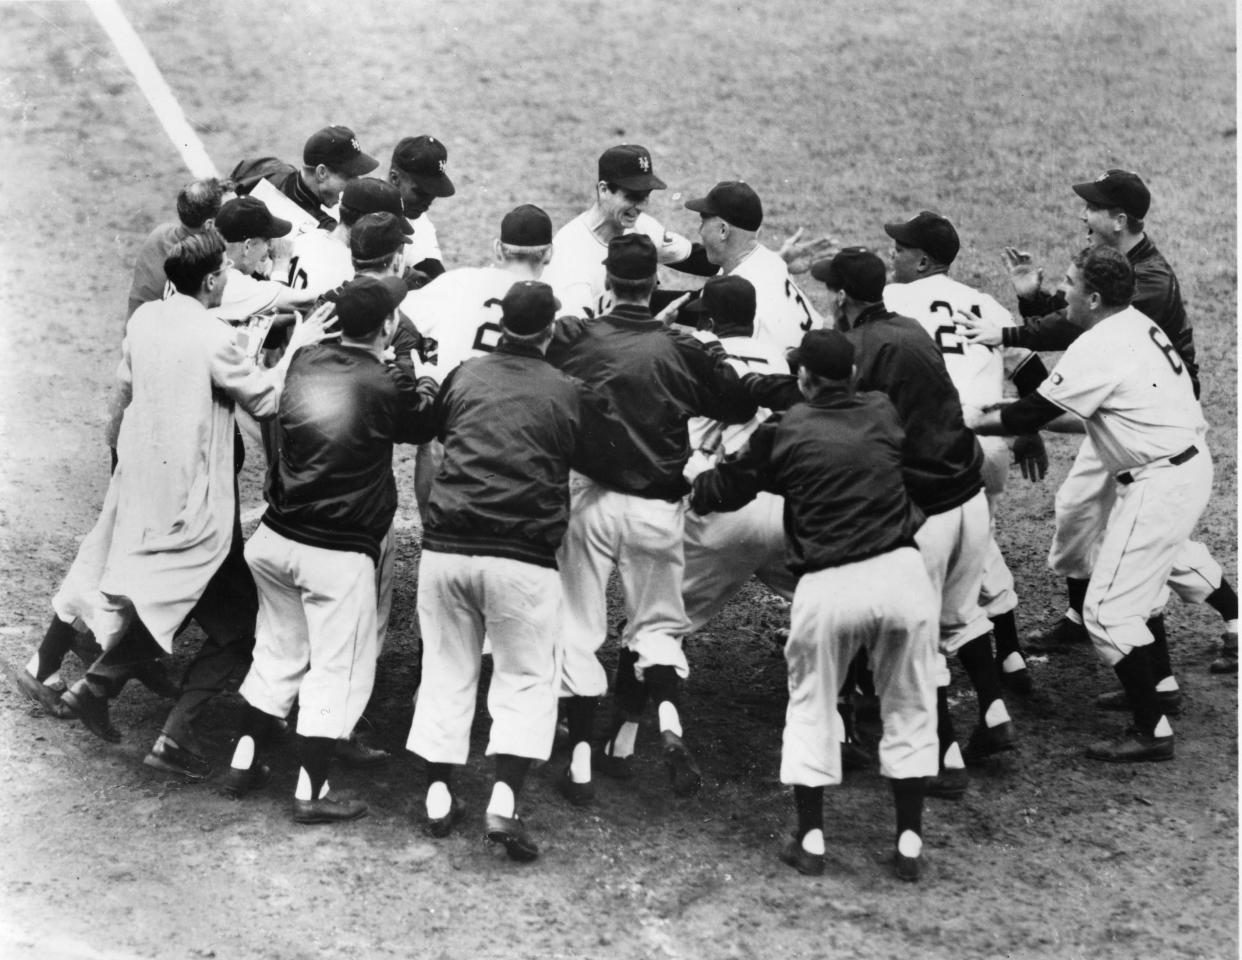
left=548, top=234, right=758, bottom=803
left=407, top=281, right=613, bottom=862
left=693, top=329, right=939, bottom=881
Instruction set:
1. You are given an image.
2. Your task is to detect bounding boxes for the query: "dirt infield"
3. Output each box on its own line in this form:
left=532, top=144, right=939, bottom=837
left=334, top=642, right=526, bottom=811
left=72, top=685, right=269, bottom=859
left=0, top=1, right=1236, bottom=958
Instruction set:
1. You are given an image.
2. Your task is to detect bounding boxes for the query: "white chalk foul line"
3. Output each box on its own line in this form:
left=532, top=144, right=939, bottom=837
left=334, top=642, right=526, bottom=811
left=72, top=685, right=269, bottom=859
left=87, top=0, right=217, bottom=178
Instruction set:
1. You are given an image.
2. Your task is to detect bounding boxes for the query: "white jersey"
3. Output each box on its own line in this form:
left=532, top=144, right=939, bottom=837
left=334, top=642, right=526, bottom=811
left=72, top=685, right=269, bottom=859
left=401, top=265, right=560, bottom=372
left=683, top=332, right=786, bottom=483
left=543, top=210, right=692, bottom=319
left=406, top=212, right=442, bottom=266
left=210, top=269, right=284, bottom=323
left=884, top=274, right=1027, bottom=410
left=1038, top=305, right=1206, bottom=474
left=726, top=244, right=823, bottom=354
left=286, top=230, right=353, bottom=298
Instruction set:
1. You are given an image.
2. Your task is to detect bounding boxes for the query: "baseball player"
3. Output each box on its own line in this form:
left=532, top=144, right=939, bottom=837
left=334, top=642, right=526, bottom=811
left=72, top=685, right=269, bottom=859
left=542, top=144, right=717, bottom=319
left=970, top=245, right=1211, bottom=761
left=958, top=170, right=1237, bottom=673
left=388, top=135, right=455, bottom=287
left=400, top=203, right=561, bottom=515
left=408, top=281, right=612, bottom=862
left=750, top=248, right=1017, bottom=800
left=684, top=180, right=825, bottom=353
left=547, top=234, right=757, bottom=803
left=36, top=231, right=328, bottom=779
left=212, top=197, right=317, bottom=321
left=692, top=328, right=939, bottom=881
left=273, top=125, right=379, bottom=231
left=882, top=211, right=1050, bottom=694
left=220, top=275, right=438, bottom=820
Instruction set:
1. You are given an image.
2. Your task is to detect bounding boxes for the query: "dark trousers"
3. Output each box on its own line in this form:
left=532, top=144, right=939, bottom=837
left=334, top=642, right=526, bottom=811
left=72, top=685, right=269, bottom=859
left=86, top=504, right=258, bottom=744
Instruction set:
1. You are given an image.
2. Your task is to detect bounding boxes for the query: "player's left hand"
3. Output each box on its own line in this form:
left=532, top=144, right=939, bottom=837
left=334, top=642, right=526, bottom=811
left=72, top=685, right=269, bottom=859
left=1013, top=433, right=1048, bottom=482
left=778, top=228, right=839, bottom=274
left=955, top=308, right=1003, bottom=347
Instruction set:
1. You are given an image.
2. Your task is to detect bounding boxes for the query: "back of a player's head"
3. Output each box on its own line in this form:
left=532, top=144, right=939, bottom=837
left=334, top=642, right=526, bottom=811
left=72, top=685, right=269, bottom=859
left=164, top=228, right=226, bottom=294
left=810, top=247, right=886, bottom=303
left=603, top=234, right=658, bottom=301
left=497, top=204, right=553, bottom=265
left=790, top=329, right=855, bottom=384
left=339, top=178, right=410, bottom=229
left=500, top=281, right=560, bottom=344
left=176, top=178, right=226, bottom=229
left=327, top=275, right=406, bottom=340
left=688, top=275, right=756, bottom=334
left=1072, top=246, right=1135, bottom=307
left=350, top=212, right=412, bottom=271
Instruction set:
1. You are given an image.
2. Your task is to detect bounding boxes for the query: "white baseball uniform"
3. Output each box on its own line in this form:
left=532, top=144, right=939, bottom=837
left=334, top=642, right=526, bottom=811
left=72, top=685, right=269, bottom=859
left=210, top=269, right=286, bottom=323
left=286, top=229, right=353, bottom=298
left=1036, top=305, right=1211, bottom=665
left=406, top=211, right=442, bottom=267
left=683, top=332, right=794, bottom=632
left=726, top=244, right=823, bottom=353
left=885, top=274, right=1030, bottom=618
left=543, top=211, right=692, bottom=319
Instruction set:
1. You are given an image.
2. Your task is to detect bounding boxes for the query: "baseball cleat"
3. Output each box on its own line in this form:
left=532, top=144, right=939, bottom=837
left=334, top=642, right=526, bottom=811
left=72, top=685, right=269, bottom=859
left=593, top=746, right=636, bottom=780
left=424, top=795, right=465, bottom=838
left=485, top=812, right=539, bottom=862
left=779, top=837, right=825, bottom=876
left=13, top=668, right=73, bottom=719
left=333, top=734, right=391, bottom=768
left=661, top=732, right=702, bottom=797
left=219, top=763, right=272, bottom=799
left=962, top=720, right=1016, bottom=766
left=926, top=766, right=968, bottom=800
left=893, top=851, right=920, bottom=882
left=1085, top=727, right=1174, bottom=763
left=555, top=766, right=595, bottom=807
left=142, top=735, right=211, bottom=782
left=61, top=684, right=121, bottom=743
left=1210, top=632, right=1238, bottom=674
left=1094, top=688, right=1182, bottom=716
left=293, top=796, right=369, bottom=824
left=1025, top=617, right=1089, bottom=653
left=997, top=652, right=1033, bottom=696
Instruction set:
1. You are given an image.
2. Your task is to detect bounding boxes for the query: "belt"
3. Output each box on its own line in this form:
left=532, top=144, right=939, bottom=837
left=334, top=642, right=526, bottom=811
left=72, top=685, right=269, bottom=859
left=1117, top=445, right=1198, bottom=485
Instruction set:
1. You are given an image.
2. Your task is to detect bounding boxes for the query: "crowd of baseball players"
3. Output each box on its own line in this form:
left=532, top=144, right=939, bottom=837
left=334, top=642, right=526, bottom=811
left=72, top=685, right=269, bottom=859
left=12, top=125, right=1237, bottom=881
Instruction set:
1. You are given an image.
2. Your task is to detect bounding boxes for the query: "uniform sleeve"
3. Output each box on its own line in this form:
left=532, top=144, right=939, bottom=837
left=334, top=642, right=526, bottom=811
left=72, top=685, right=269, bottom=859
left=1034, top=336, right=1118, bottom=419
left=690, top=422, right=778, bottom=515
left=665, top=243, right=718, bottom=277
left=674, top=335, right=759, bottom=425
left=1004, top=290, right=1080, bottom=351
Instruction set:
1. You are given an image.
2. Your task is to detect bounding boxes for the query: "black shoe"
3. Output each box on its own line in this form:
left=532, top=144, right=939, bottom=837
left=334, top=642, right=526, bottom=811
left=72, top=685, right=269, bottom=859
left=13, top=668, right=73, bottom=719
left=1210, top=632, right=1238, bottom=674
left=61, top=684, right=121, bottom=742
left=962, top=721, right=1016, bottom=766
left=593, top=745, right=635, bottom=780
left=132, top=660, right=180, bottom=700
left=997, top=652, right=1033, bottom=696
left=779, top=837, right=824, bottom=876
left=1094, top=688, right=1182, bottom=716
left=219, top=764, right=271, bottom=799
left=333, top=734, right=390, bottom=768
left=293, top=796, right=368, bottom=824
left=661, top=732, right=702, bottom=797
left=556, top=766, right=595, bottom=807
left=424, top=795, right=465, bottom=838
left=1085, top=726, right=1174, bottom=763
left=143, top=735, right=211, bottom=782
left=1025, top=617, right=1089, bottom=653
left=893, top=851, right=920, bottom=882
left=926, top=766, right=968, bottom=800
left=485, top=812, right=539, bottom=862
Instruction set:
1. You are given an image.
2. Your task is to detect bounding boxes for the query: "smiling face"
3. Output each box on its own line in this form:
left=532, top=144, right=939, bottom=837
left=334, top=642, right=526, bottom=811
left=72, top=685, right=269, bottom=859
left=597, top=183, right=650, bottom=235
left=389, top=167, right=435, bottom=219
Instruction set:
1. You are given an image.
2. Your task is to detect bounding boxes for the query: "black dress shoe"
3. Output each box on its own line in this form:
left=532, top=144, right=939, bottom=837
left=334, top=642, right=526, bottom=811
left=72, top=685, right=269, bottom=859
left=556, top=766, right=595, bottom=807
left=219, top=764, right=272, bottom=799
left=333, top=734, right=391, bottom=768
left=143, top=735, right=211, bottom=782
left=424, top=795, right=465, bottom=838
left=485, top=812, right=539, bottom=862
left=61, top=684, right=121, bottom=742
left=13, top=669, right=73, bottom=719
left=893, top=851, right=921, bottom=882
left=661, top=732, right=702, bottom=797
left=779, top=837, right=825, bottom=876
left=1085, top=727, right=1174, bottom=763
left=293, top=796, right=368, bottom=824
left=592, top=746, right=635, bottom=780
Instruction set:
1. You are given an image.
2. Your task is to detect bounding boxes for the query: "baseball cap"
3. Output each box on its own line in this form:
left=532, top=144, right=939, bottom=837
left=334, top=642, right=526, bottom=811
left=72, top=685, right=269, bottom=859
left=325, top=275, right=407, bottom=339
left=214, top=197, right=292, bottom=243
left=883, top=211, right=960, bottom=265
left=789, top=329, right=854, bottom=380
left=598, top=144, right=666, bottom=192
left=391, top=135, right=456, bottom=198
left=684, top=181, right=763, bottom=232
left=500, top=281, right=560, bottom=336
left=340, top=178, right=414, bottom=234
left=681, top=275, right=757, bottom=329
left=500, top=204, right=553, bottom=246
left=810, top=247, right=887, bottom=302
left=1071, top=169, right=1151, bottom=220
left=602, top=233, right=658, bottom=280
left=303, top=125, right=378, bottom=178
left=350, top=212, right=413, bottom=261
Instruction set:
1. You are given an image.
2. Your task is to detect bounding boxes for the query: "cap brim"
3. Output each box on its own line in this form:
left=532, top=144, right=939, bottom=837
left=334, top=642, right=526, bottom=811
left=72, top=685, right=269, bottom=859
left=612, top=173, right=666, bottom=192
left=684, top=196, right=716, bottom=216
left=787, top=346, right=805, bottom=367
left=410, top=171, right=456, bottom=198
left=882, top=221, right=920, bottom=248
left=398, top=217, right=415, bottom=236
left=1071, top=181, right=1111, bottom=206
left=337, top=152, right=379, bottom=178
left=266, top=216, right=293, bottom=239
left=808, top=258, right=836, bottom=284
